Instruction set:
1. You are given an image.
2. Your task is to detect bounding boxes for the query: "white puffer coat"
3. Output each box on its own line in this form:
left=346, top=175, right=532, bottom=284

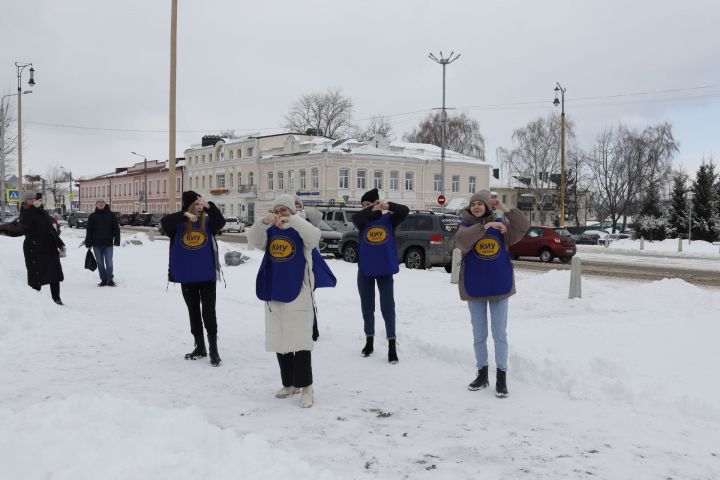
left=247, top=215, right=321, bottom=353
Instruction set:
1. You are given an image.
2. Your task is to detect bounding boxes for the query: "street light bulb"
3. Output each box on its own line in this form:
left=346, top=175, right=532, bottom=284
left=553, top=97, right=560, bottom=107
left=28, top=67, right=35, bottom=86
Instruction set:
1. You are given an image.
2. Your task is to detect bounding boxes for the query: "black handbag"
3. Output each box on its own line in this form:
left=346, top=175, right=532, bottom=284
left=84, top=249, right=98, bottom=272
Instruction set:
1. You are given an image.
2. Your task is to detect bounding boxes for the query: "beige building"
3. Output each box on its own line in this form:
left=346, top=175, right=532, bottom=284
left=185, top=132, right=491, bottom=222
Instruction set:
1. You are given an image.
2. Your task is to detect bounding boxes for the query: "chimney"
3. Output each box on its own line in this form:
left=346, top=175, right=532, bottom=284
left=493, top=168, right=500, bottom=179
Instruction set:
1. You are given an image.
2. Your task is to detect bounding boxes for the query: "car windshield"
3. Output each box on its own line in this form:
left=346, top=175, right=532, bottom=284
left=317, top=220, right=335, bottom=231
left=224, top=217, right=237, bottom=222
left=553, top=228, right=572, bottom=237
left=75, top=213, right=90, bottom=218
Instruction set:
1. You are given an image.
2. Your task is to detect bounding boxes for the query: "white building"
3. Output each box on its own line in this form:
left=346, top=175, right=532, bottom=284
left=184, top=132, right=490, bottom=222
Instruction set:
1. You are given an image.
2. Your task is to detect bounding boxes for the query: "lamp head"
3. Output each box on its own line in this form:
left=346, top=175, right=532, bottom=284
left=28, top=67, right=35, bottom=87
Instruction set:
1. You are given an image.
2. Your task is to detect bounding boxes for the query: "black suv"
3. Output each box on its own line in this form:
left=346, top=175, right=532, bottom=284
left=67, top=211, right=90, bottom=229
left=338, top=211, right=460, bottom=270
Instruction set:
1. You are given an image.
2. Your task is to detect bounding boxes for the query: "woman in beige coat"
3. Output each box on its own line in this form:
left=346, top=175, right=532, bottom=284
left=248, top=194, right=321, bottom=408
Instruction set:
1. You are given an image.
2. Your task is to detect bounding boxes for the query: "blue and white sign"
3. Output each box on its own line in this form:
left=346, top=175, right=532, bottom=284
left=6, top=189, right=19, bottom=202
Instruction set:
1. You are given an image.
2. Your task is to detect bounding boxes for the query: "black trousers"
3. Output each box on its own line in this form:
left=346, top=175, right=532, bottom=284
left=276, top=351, right=312, bottom=388
left=32, top=282, right=60, bottom=301
left=181, top=280, right=217, bottom=340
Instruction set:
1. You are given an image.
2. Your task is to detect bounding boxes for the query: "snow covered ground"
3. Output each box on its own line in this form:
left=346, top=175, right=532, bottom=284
left=1, top=229, right=719, bottom=479
left=590, top=238, right=720, bottom=257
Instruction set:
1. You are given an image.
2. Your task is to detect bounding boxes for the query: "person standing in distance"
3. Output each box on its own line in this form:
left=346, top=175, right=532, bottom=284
left=353, top=188, right=409, bottom=364
left=454, top=190, right=529, bottom=397
left=161, top=191, right=226, bottom=367
left=84, top=199, right=121, bottom=287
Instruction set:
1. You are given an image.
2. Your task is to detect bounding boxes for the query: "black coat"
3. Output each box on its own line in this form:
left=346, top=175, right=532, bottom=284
left=19, top=206, right=65, bottom=288
left=85, top=205, right=121, bottom=248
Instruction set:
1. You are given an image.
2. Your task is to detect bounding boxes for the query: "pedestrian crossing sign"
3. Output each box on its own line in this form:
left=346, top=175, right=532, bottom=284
left=6, top=189, right=19, bottom=202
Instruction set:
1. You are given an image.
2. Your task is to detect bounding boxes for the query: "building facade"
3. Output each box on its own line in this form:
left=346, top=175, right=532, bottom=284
left=77, top=160, right=185, bottom=214
left=184, top=132, right=491, bottom=223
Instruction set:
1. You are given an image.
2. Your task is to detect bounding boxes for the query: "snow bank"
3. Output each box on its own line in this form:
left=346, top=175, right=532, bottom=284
left=600, top=237, right=720, bottom=256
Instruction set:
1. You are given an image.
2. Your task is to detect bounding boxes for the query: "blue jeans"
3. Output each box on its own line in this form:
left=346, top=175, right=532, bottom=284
left=93, top=246, right=114, bottom=282
left=357, top=270, right=396, bottom=339
left=468, top=298, right=509, bottom=371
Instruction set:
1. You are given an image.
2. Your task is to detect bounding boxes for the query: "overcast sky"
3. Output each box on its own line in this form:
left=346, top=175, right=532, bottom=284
left=1, top=0, right=718, bottom=180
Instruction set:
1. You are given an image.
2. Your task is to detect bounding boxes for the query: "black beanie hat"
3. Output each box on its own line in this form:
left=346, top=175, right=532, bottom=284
left=182, top=191, right=200, bottom=212
left=361, top=188, right=379, bottom=204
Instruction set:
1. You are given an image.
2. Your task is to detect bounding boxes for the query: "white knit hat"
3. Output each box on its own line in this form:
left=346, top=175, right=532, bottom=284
left=273, top=194, right=297, bottom=213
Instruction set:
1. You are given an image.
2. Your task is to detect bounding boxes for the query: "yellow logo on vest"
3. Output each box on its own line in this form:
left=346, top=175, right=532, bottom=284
left=182, top=230, right=207, bottom=250
left=366, top=226, right=389, bottom=245
left=474, top=237, right=500, bottom=259
left=269, top=237, right=296, bottom=262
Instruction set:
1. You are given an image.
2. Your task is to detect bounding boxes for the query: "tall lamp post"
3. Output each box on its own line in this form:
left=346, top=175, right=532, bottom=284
left=61, top=167, right=73, bottom=214
left=428, top=51, right=461, bottom=209
left=553, top=82, right=567, bottom=227
left=15, top=62, right=35, bottom=199
left=1, top=90, right=32, bottom=217
left=687, top=191, right=694, bottom=245
left=131, top=151, right=148, bottom=212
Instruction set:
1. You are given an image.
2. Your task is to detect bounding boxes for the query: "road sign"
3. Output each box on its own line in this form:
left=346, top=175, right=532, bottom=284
left=437, top=194, right=446, bottom=206
left=6, top=189, right=19, bottom=202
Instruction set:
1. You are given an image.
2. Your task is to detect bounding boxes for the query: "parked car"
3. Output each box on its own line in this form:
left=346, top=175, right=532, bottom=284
left=600, top=232, right=632, bottom=246
left=316, top=219, right=343, bottom=257
left=339, top=211, right=461, bottom=270
left=148, top=213, right=164, bottom=227
left=0, top=216, right=22, bottom=236
left=133, top=213, right=153, bottom=226
left=67, top=211, right=90, bottom=229
left=118, top=213, right=137, bottom=226
left=509, top=226, right=576, bottom=263
left=573, top=233, right=599, bottom=245
left=219, top=217, right=245, bottom=234
left=321, top=207, right=363, bottom=233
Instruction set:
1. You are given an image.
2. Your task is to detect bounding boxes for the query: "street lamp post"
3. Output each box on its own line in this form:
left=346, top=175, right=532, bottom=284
left=15, top=62, right=35, bottom=200
left=1, top=90, right=32, bottom=218
left=428, top=51, right=461, bottom=209
left=553, top=82, right=567, bottom=227
left=131, top=152, right=148, bottom=212
left=687, top=192, right=694, bottom=245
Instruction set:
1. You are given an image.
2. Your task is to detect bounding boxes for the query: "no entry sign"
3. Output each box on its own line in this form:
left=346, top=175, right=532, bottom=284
left=437, top=194, right=446, bottom=206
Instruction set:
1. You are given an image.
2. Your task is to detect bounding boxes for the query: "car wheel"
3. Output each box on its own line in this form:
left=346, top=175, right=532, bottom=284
left=343, top=242, right=358, bottom=263
left=404, top=247, right=425, bottom=269
left=444, top=264, right=452, bottom=273
left=510, top=254, right=520, bottom=260
left=539, top=248, right=554, bottom=263
left=559, top=256, right=572, bottom=263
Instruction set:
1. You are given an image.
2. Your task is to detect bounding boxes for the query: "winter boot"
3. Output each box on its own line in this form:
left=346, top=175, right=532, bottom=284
left=468, top=366, right=489, bottom=391
left=300, top=385, right=314, bottom=408
left=185, top=336, right=207, bottom=360
left=208, top=335, right=221, bottom=367
left=388, top=339, right=398, bottom=364
left=495, top=369, right=509, bottom=398
left=98, top=280, right=107, bottom=287
left=107, top=280, right=117, bottom=287
left=53, top=298, right=64, bottom=306
left=361, top=336, right=374, bottom=357
left=275, top=386, right=301, bottom=399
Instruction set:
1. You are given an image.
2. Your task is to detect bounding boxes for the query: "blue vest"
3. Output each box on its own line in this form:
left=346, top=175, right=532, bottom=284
left=170, top=219, right=216, bottom=284
left=462, top=224, right=514, bottom=297
left=359, top=213, right=399, bottom=277
left=256, top=226, right=307, bottom=302
left=312, top=249, right=337, bottom=289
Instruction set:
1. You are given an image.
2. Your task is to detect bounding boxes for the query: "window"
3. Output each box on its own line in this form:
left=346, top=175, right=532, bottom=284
left=218, top=204, right=225, bottom=215
left=373, top=170, right=383, bottom=190
left=452, top=175, right=460, bottom=193
left=390, top=170, right=399, bottom=191
left=202, top=176, right=206, bottom=189
left=209, top=175, right=213, bottom=189
left=229, top=172, right=234, bottom=187
left=229, top=150, right=234, bottom=160
left=339, top=168, right=349, bottom=189
left=469, top=176, right=476, bottom=194
left=249, top=172, right=254, bottom=186
left=311, top=168, right=319, bottom=190
left=216, top=174, right=226, bottom=188
left=156, top=180, right=160, bottom=194
left=357, top=169, right=367, bottom=190
left=405, top=172, right=414, bottom=191
left=237, top=149, right=242, bottom=159
left=247, top=147, right=254, bottom=157
left=202, top=154, right=206, bottom=163
left=502, top=194, right=507, bottom=204
left=176, top=177, right=180, bottom=193
left=209, top=153, right=213, bottom=162
left=267, top=172, right=274, bottom=191
left=300, top=169, right=307, bottom=190
left=289, top=170, right=295, bottom=191
left=238, top=172, right=242, bottom=186
left=433, top=174, right=441, bottom=192
left=163, top=180, right=167, bottom=193
left=278, top=171, right=284, bottom=190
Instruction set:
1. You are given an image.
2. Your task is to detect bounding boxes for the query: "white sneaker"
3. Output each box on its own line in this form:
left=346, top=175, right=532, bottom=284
left=275, top=386, right=300, bottom=399
left=299, top=385, right=314, bottom=408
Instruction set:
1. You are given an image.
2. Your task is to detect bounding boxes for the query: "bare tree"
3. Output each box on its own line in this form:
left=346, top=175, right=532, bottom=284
left=403, top=112, right=485, bottom=160
left=356, top=115, right=395, bottom=141
left=217, top=129, right=241, bottom=139
left=500, top=113, right=574, bottom=225
left=46, top=164, right=69, bottom=209
left=586, top=128, right=627, bottom=232
left=565, top=147, right=592, bottom=227
left=284, top=88, right=355, bottom=139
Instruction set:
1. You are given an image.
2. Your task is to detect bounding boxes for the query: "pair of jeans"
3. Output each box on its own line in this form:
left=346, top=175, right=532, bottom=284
left=468, top=298, right=509, bottom=371
left=181, top=280, right=218, bottom=340
left=93, top=246, right=114, bottom=282
left=277, top=351, right=312, bottom=388
left=357, top=269, right=396, bottom=339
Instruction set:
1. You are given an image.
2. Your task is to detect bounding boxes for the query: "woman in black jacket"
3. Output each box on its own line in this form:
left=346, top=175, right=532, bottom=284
left=19, top=192, right=65, bottom=305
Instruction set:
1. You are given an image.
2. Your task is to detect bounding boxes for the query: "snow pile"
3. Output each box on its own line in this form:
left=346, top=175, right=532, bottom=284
left=598, top=237, right=720, bottom=256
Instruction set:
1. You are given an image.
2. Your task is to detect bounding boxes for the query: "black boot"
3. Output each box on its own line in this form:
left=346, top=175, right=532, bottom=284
left=185, top=336, right=207, bottom=360
left=361, top=336, right=374, bottom=357
left=208, top=335, right=221, bottom=367
left=98, top=280, right=107, bottom=287
left=312, top=316, right=319, bottom=342
left=53, top=298, right=64, bottom=306
left=468, top=366, right=489, bottom=391
left=495, top=369, right=509, bottom=398
left=388, top=339, right=398, bottom=364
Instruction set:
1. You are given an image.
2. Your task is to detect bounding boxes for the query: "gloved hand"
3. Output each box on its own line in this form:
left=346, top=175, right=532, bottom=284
left=114, top=240, right=120, bottom=247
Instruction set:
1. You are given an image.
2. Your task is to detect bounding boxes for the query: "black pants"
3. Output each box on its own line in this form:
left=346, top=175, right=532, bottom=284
left=276, top=351, right=312, bottom=388
left=181, top=280, right=217, bottom=340
left=32, top=282, right=60, bottom=301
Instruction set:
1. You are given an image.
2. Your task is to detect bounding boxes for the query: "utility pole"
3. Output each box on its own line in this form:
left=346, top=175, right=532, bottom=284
left=168, top=0, right=178, bottom=211
left=428, top=51, right=461, bottom=209
left=15, top=62, right=35, bottom=200
left=553, top=82, right=567, bottom=227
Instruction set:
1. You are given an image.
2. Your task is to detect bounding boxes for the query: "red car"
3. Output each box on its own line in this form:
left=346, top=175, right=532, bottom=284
left=509, top=226, right=577, bottom=263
